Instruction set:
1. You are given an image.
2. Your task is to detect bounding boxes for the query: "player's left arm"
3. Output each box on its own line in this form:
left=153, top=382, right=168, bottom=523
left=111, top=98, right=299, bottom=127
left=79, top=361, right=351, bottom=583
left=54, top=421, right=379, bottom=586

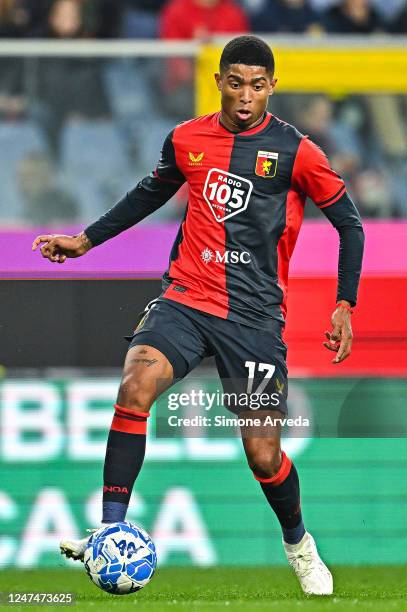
left=292, top=137, right=365, bottom=363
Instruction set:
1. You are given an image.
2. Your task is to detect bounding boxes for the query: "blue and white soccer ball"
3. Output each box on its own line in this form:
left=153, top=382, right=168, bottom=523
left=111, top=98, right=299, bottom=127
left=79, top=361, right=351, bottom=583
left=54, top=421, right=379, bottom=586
left=84, top=521, right=157, bottom=595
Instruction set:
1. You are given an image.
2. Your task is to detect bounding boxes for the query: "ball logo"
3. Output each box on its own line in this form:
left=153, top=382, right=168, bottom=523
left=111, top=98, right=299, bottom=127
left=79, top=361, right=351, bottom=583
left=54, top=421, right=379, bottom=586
left=203, top=168, right=253, bottom=222
left=112, top=538, right=144, bottom=559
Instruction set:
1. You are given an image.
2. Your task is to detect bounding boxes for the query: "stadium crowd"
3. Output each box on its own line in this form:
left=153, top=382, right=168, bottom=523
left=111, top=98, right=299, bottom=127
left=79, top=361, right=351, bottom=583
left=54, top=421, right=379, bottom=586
left=0, top=0, right=406, bottom=223
left=1, top=0, right=407, bottom=38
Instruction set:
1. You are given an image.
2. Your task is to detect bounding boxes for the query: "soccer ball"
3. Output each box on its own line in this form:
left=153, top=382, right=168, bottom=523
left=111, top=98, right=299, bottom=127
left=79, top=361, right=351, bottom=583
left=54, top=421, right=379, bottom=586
left=84, top=521, right=157, bottom=595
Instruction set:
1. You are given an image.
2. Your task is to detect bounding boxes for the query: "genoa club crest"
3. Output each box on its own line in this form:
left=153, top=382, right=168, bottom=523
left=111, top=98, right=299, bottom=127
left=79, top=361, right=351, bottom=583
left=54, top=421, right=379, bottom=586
left=255, top=150, right=278, bottom=178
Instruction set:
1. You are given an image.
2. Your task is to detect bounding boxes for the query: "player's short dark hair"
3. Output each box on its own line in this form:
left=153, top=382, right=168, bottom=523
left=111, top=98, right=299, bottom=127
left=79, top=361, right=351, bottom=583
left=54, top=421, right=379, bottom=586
left=220, top=36, right=275, bottom=76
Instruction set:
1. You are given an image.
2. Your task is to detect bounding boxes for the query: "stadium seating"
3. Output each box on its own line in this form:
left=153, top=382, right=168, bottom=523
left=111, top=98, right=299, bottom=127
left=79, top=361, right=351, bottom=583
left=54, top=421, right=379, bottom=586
left=103, top=59, right=154, bottom=120
left=60, top=120, right=133, bottom=218
left=0, top=121, right=47, bottom=222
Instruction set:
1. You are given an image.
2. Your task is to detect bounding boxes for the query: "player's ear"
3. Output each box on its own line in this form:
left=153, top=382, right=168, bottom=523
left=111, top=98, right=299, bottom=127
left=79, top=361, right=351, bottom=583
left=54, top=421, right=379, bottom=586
left=269, top=77, right=277, bottom=95
left=214, top=73, right=222, bottom=91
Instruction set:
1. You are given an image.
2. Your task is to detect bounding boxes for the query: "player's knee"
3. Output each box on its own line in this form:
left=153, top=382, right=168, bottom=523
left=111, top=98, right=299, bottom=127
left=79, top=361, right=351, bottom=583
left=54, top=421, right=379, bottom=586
left=117, top=374, right=153, bottom=413
left=247, top=445, right=281, bottom=479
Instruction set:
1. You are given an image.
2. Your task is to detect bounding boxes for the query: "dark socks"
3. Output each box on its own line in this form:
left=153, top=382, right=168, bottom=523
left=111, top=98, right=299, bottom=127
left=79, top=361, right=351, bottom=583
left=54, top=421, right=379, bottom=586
left=253, top=451, right=305, bottom=545
left=102, top=404, right=148, bottom=524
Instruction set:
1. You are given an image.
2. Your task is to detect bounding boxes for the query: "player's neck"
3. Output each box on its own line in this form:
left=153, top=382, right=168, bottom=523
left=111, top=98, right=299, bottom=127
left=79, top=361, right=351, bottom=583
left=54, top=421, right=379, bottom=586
left=219, top=111, right=268, bottom=134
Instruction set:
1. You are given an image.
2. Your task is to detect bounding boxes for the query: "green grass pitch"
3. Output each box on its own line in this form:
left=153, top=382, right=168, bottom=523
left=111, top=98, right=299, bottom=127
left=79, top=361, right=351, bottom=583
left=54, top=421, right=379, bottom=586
left=1, top=567, right=406, bottom=611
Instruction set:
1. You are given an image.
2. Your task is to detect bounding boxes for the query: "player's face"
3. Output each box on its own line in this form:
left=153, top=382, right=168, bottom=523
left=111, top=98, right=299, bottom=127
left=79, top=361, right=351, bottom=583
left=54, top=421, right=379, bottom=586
left=215, top=64, right=277, bottom=132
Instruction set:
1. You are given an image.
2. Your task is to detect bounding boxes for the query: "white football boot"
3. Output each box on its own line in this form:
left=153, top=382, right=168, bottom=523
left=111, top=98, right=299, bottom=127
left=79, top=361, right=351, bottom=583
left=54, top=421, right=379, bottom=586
left=60, top=529, right=98, bottom=562
left=283, top=531, right=333, bottom=595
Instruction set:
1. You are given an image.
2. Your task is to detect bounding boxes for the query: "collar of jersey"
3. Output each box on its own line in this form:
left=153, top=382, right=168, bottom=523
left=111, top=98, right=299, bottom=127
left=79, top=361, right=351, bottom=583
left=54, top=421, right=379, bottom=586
left=215, top=111, right=273, bottom=137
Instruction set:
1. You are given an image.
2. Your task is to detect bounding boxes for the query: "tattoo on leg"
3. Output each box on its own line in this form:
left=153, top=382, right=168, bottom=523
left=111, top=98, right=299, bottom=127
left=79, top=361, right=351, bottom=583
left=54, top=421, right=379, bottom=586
left=130, top=358, right=158, bottom=367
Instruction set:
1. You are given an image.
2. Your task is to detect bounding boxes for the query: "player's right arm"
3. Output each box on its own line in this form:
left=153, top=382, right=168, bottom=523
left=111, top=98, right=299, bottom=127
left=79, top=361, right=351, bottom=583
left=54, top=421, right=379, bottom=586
left=32, top=130, right=185, bottom=263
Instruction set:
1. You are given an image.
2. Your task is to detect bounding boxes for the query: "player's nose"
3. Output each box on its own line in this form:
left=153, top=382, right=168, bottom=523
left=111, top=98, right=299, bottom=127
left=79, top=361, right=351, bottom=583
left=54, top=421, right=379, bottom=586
left=240, top=86, right=252, bottom=103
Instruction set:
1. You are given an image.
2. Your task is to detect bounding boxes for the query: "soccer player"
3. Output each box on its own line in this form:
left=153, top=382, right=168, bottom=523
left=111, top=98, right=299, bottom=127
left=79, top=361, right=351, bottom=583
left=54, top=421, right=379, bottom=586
left=32, top=36, right=364, bottom=595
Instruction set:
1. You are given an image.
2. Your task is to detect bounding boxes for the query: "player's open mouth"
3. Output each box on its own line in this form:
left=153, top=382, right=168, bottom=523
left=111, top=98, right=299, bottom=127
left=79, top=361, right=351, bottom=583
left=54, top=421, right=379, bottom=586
left=236, top=109, right=252, bottom=121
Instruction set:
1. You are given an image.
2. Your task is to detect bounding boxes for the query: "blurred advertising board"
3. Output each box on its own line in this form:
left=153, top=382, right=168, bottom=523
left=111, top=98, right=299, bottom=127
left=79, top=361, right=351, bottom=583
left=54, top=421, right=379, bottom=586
left=0, top=374, right=406, bottom=568
left=1, top=222, right=406, bottom=279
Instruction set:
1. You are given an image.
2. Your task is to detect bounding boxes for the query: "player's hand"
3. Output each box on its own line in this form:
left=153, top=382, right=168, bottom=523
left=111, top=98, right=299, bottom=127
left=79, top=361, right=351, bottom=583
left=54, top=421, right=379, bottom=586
left=323, top=302, right=353, bottom=364
left=31, top=232, right=92, bottom=264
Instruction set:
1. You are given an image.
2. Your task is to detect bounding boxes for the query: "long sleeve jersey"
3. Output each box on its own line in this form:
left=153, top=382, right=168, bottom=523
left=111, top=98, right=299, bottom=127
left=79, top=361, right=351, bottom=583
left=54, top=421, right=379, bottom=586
left=85, top=111, right=364, bottom=330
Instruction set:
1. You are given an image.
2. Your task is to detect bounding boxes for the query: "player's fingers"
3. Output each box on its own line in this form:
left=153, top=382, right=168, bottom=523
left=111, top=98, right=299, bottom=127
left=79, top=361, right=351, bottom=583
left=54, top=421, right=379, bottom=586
left=40, top=242, right=62, bottom=262
left=323, top=341, right=339, bottom=353
left=330, top=324, right=342, bottom=342
left=32, top=235, right=53, bottom=250
left=57, top=254, right=67, bottom=264
left=40, top=244, right=53, bottom=258
left=334, top=335, right=353, bottom=364
left=323, top=330, right=339, bottom=350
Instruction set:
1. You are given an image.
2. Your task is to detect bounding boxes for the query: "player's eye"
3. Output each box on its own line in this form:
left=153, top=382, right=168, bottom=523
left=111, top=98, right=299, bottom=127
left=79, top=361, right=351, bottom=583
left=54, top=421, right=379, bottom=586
left=230, top=82, right=240, bottom=89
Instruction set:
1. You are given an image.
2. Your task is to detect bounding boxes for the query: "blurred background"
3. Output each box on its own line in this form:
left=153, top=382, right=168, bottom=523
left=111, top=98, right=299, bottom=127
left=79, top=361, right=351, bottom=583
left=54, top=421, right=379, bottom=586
left=0, top=0, right=406, bottom=572
left=0, top=0, right=407, bottom=224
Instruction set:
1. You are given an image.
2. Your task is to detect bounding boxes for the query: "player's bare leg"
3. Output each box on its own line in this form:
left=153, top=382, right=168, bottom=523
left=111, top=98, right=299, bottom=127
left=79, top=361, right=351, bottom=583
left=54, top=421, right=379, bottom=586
left=117, top=344, right=174, bottom=410
left=60, top=344, right=173, bottom=561
left=240, top=411, right=333, bottom=596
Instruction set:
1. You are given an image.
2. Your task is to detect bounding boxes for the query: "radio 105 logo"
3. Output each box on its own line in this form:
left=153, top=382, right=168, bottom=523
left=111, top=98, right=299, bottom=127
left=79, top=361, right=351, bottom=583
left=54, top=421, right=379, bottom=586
left=203, top=169, right=253, bottom=222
